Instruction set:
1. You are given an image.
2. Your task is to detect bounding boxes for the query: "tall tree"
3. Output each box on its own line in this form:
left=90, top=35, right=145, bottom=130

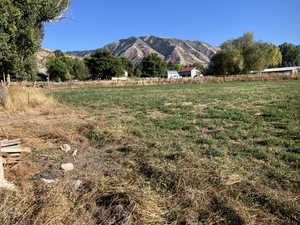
left=208, top=33, right=282, bottom=75
left=208, top=49, right=244, bottom=75
left=0, top=0, right=70, bottom=79
left=279, top=43, right=300, bottom=67
left=120, top=57, right=134, bottom=76
left=84, top=49, right=124, bottom=80
left=140, top=53, right=166, bottom=77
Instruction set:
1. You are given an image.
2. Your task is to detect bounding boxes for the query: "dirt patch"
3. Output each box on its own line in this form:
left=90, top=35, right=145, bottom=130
left=149, top=110, right=169, bottom=118
left=182, top=102, right=193, bottom=106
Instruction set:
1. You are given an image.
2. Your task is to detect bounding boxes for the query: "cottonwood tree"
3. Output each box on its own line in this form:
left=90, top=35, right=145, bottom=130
left=208, top=49, right=244, bottom=75
left=140, top=53, right=166, bottom=77
left=84, top=49, right=124, bottom=80
left=208, top=33, right=282, bottom=75
left=0, top=0, right=70, bottom=80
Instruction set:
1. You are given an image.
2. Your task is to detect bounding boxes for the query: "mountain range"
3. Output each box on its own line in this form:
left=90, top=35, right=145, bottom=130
left=67, top=36, right=218, bottom=65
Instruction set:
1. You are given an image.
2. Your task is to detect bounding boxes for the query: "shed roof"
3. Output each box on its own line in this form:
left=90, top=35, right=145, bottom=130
left=262, top=67, right=300, bottom=73
left=180, top=67, right=197, bottom=72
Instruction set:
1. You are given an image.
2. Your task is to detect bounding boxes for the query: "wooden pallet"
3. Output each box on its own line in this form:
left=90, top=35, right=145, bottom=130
left=0, top=139, right=31, bottom=164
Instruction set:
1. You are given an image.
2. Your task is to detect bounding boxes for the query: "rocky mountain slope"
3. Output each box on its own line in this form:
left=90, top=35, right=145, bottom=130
left=35, top=48, right=54, bottom=73
left=67, top=36, right=219, bottom=65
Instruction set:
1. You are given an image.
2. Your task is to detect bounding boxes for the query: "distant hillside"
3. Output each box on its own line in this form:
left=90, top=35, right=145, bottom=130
left=35, top=48, right=54, bottom=73
left=67, top=36, right=219, bottom=65
left=35, top=49, right=79, bottom=73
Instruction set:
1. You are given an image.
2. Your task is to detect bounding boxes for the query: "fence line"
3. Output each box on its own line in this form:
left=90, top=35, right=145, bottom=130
left=10, top=73, right=300, bottom=89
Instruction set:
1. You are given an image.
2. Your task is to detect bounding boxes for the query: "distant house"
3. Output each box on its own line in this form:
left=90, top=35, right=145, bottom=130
left=261, top=67, right=300, bottom=75
left=166, top=70, right=181, bottom=79
left=179, top=67, right=202, bottom=78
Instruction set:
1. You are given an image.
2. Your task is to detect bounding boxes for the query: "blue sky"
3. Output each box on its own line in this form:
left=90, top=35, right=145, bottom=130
left=42, top=0, right=300, bottom=51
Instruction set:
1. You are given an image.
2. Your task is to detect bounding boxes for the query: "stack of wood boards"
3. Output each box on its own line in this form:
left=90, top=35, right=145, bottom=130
left=0, top=139, right=31, bottom=164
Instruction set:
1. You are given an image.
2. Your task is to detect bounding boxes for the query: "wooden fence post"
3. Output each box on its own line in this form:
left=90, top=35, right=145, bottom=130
left=0, top=156, right=4, bottom=181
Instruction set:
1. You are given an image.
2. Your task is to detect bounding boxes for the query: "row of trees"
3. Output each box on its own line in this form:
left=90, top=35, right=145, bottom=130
left=46, top=50, right=171, bottom=80
left=47, top=49, right=209, bottom=81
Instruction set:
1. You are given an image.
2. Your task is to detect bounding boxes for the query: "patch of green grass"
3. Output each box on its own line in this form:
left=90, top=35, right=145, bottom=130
left=245, top=147, right=270, bottom=161
left=280, top=152, right=299, bottom=164
left=196, top=137, right=214, bottom=145
left=131, top=128, right=144, bottom=138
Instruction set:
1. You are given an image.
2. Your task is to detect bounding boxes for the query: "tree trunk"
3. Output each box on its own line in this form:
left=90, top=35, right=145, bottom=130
left=0, top=156, right=4, bottom=181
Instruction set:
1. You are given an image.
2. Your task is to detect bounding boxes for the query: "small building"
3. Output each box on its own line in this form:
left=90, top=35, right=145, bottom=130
left=261, top=67, right=300, bottom=75
left=179, top=67, right=202, bottom=78
left=36, top=72, right=49, bottom=81
left=166, top=70, right=181, bottom=79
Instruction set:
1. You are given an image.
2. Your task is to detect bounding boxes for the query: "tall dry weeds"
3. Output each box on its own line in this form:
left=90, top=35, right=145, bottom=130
left=1, top=87, right=56, bottom=113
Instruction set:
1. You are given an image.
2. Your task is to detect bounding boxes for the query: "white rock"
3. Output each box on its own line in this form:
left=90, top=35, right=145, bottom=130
left=60, top=144, right=71, bottom=153
left=61, top=163, right=74, bottom=172
left=73, top=180, right=82, bottom=190
left=0, top=180, right=17, bottom=191
left=41, top=178, right=58, bottom=184
left=72, top=149, right=78, bottom=158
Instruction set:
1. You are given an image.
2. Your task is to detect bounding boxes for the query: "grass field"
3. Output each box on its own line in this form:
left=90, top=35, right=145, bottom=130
left=51, top=80, right=300, bottom=224
left=1, top=80, right=299, bottom=225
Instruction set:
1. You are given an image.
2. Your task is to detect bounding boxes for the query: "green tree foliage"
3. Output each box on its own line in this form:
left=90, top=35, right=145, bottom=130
left=47, top=56, right=70, bottom=81
left=279, top=43, right=300, bottom=67
left=167, top=62, right=185, bottom=72
left=208, top=49, right=244, bottom=75
left=0, top=0, right=70, bottom=79
left=186, top=62, right=205, bottom=72
left=71, top=58, right=90, bottom=80
left=133, top=67, right=142, bottom=77
left=47, top=53, right=89, bottom=81
left=140, top=53, right=166, bottom=77
left=84, top=49, right=124, bottom=80
left=54, top=49, right=65, bottom=57
left=167, top=62, right=176, bottom=70
left=120, top=57, right=134, bottom=76
left=208, top=32, right=282, bottom=75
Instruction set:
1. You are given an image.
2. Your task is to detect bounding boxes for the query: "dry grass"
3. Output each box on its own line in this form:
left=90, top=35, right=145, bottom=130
left=0, top=177, right=165, bottom=225
left=1, top=86, right=56, bottom=113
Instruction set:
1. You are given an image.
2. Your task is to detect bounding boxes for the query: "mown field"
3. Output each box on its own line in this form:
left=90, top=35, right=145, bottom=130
left=52, top=80, right=300, bottom=225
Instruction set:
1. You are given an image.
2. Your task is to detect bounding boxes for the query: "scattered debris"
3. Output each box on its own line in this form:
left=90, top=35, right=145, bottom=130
left=60, top=144, right=71, bottom=153
left=61, top=163, right=74, bottom=172
left=32, top=172, right=57, bottom=180
left=0, top=139, right=31, bottom=165
left=32, top=173, right=58, bottom=183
